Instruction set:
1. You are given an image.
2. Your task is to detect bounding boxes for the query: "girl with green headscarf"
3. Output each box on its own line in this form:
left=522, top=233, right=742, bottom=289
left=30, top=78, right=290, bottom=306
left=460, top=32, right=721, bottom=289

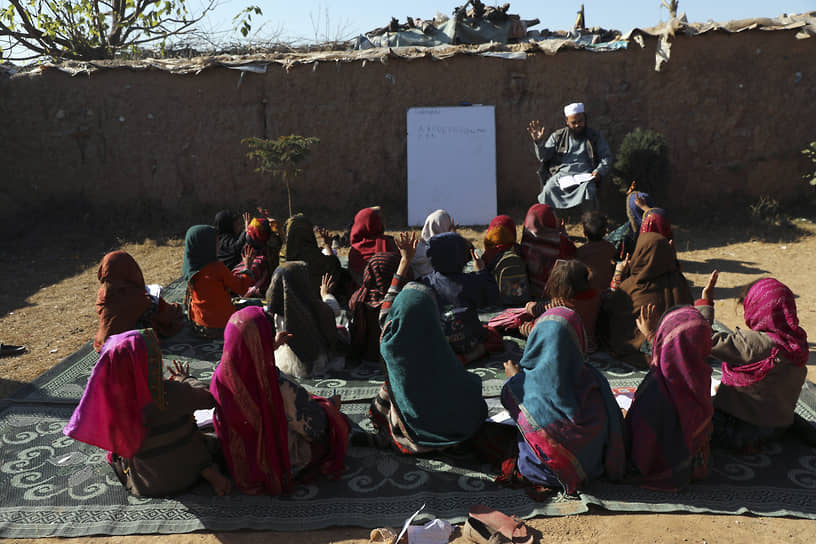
left=183, top=225, right=255, bottom=337
left=369, top=282, right=487, bottom=454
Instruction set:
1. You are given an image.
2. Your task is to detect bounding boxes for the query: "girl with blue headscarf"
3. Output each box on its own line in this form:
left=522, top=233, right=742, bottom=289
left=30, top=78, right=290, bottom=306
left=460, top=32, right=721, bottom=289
left=499, top=306, right=625, bottom=494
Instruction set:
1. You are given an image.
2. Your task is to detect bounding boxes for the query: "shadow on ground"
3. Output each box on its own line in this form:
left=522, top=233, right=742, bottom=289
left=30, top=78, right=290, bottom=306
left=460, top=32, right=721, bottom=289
left=0, top=214, right=188, bottom=318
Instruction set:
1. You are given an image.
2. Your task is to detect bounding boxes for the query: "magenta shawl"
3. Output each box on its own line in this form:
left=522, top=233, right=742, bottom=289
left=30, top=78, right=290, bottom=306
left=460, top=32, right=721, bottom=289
left=721, top=278, right=808, bottom=387
left=63, top=329, right=165, bottom=458
left=625, top=307, right=713, bottom=489
left=210, top=306, right=292, bottom=495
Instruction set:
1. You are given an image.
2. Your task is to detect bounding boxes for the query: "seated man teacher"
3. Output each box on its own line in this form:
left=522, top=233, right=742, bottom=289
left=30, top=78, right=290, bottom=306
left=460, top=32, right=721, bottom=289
left=528, top=102, right=612, bottom=211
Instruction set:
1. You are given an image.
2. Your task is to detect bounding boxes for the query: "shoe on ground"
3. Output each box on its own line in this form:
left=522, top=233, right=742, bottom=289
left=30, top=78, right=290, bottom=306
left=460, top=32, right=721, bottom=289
left=0, top=343, right=26, bottom=358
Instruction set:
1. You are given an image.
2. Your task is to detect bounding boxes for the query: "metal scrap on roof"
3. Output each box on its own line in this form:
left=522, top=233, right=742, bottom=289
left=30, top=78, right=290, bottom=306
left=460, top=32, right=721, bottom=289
left=6, top=10, right=812, bottom=78
left=621, top=11, right=815, bottom=71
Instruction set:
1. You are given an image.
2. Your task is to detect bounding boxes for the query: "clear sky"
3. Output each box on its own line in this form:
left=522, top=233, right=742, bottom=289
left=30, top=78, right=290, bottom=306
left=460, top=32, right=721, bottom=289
left=193, top=0, right=816, bottom=44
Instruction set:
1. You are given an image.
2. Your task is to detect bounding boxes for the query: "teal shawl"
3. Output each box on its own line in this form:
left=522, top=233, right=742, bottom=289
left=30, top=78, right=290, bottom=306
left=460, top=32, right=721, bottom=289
left=380, top=283, right=487, bottom=447
left=183, top=225, right=218, bottom=282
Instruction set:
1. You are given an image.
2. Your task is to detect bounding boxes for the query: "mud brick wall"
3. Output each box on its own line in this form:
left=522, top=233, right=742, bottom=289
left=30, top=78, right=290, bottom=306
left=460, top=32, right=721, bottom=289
left=1, top=29, right=814, bottom=229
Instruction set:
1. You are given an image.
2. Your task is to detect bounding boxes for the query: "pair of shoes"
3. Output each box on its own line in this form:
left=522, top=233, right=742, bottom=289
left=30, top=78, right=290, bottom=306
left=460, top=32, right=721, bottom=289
left=463, top=505, right=533, bottom=544
left=0, top=343, right=26, bottom=358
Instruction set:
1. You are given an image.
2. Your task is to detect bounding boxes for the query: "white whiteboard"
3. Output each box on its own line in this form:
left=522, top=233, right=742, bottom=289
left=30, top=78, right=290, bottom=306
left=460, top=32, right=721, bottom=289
left=407, top=106, right=497, bottom=226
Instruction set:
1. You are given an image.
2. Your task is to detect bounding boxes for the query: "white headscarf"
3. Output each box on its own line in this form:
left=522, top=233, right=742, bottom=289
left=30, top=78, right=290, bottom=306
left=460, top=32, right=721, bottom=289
left=412, top=209, right=453, bottom=278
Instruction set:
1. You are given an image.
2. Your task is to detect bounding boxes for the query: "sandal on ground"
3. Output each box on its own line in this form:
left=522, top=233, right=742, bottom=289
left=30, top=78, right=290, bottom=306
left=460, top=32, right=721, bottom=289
left=468, top=505, right=533, bottom=544
left=369, top=526, right=399, bottom=544
left=0, top=343, right=26, bottom=358
left=463, top=516, right=512, bottom=543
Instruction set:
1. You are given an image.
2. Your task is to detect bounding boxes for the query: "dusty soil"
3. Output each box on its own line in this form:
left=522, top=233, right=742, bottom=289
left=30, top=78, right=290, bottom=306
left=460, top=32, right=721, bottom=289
left=1, top=217, right=815, bottom=543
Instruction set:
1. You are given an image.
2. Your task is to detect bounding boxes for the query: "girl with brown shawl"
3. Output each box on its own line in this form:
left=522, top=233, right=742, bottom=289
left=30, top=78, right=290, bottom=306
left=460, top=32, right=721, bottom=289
left=599, top=232, right=692, bottom=368
left=281, top=215, right=350, bottom=302
left=94, top=251, right=184, bottom=352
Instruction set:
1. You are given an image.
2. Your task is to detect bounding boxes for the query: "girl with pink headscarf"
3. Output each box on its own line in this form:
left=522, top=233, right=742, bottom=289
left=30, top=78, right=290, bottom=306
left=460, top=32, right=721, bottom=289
left=696, top=273, right=808, bottom=452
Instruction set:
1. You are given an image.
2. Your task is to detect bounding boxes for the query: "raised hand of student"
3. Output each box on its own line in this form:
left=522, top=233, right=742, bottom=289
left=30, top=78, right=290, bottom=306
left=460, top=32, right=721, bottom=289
left=396, top=232, right=418, bottom=262
left=315, top=226, right=332, bottom=249
left=273, top=331, right=293, bottom=350
left=635, top=303, right=659, bottom=344
left=702, top=270, right=719, bottom=302
left=615, top=254, right=631, bottom=280
left=241, top=245, right=255, bottom=268
left=527, top=120, right=547, bottom=142
left=320, top=273, right=336, bottom=297
left=167, top=360, right=191, bottom=381
left=626, top=180, right=637, bottom=195
left=471, top=248, right=485, bottom=271
left=242, top=212, right=252, bottom=232
left=504, top=359, right=521, bottom=378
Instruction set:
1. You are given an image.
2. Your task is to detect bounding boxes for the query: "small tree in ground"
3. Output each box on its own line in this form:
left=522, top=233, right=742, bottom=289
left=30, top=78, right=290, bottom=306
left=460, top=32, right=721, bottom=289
left=242, top=135, right=320, bottom=218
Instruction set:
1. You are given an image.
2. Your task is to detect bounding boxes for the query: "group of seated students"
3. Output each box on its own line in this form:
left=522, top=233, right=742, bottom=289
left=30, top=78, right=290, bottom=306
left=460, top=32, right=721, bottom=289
left=66, top=192, right=809, bottom=500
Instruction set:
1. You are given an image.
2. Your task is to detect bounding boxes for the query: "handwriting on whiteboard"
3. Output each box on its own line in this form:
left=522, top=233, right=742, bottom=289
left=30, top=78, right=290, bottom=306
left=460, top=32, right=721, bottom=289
left=415, top=125, right=489, bottom=139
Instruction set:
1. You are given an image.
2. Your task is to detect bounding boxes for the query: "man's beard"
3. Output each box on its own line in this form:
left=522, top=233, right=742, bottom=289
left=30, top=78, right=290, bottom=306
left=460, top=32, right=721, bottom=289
left=569, top=126, right=586, bottom=138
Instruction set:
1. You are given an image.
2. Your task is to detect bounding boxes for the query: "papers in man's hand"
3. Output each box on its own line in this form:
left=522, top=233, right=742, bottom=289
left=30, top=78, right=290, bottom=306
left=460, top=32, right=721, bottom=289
left=557, top=172, right=594, bottom=190
left=194, top=408, right=214, bottom=428
left=613, top=387, right=636, bottom=411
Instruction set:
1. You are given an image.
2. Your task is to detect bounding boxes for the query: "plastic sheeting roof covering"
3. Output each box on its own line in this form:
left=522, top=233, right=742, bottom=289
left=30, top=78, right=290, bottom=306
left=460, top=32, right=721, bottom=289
left=9, top=12, right=813, bottom=78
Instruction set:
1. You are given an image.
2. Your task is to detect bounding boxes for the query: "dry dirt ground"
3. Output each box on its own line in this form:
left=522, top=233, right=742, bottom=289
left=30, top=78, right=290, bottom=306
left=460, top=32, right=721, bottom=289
left=1, top=217, right=815, bottom=544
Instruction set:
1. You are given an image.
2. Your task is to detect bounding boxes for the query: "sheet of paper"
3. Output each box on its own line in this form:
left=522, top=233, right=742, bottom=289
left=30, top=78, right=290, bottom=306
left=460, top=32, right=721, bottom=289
left=486, top=409, right=514, bottom=425
left=557, top=172, right=593, bottom=190
left=710, top=378, right=721, bottom=397
left=194, top=408, right=214, bottom=428
left=396, top=503, right=425, bottom=544
left=615, top=394, right=633, bottom=411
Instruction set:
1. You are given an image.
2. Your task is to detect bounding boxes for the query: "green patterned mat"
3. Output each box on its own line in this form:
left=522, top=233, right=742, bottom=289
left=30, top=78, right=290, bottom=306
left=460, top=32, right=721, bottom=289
left=2, top=278, right=815, bottom=538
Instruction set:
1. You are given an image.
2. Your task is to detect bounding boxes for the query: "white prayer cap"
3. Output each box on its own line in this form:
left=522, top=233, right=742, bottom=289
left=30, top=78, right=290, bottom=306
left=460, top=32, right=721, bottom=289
left=563, top=102, right=585, bottom=116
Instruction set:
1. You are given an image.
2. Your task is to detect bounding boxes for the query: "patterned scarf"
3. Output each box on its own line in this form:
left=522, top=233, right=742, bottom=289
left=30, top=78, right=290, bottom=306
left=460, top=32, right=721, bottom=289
left=483, top=214, right=516, bottom=267
left=640, top=208, right=673, bottom=241
left=721, top=278, right=808, bottom=387
left=626, top=192, right=655, bottom=234
left=625, top=307, right=713, bottom=490
left=520, top=204, right=575, bottom=297
left=210, top=307, right=292, bottom=495
left=246, top=217, right=271, bottom=249
left=349, top=252, right=400, bottom=351
left=501, top=306, right=625, bottom=493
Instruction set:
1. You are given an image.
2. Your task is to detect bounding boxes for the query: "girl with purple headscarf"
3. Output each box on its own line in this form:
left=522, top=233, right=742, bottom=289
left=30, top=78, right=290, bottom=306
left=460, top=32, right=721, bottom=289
left=696, top=272, right=808, bottom=452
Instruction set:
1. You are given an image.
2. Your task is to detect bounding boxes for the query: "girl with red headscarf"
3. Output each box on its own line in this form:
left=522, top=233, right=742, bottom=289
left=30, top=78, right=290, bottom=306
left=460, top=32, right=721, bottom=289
left=519, top=204, right=576, bottom=298
left=94, top=251, right=184, bottom=351
left=348, top=207, right=397, bottom=283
